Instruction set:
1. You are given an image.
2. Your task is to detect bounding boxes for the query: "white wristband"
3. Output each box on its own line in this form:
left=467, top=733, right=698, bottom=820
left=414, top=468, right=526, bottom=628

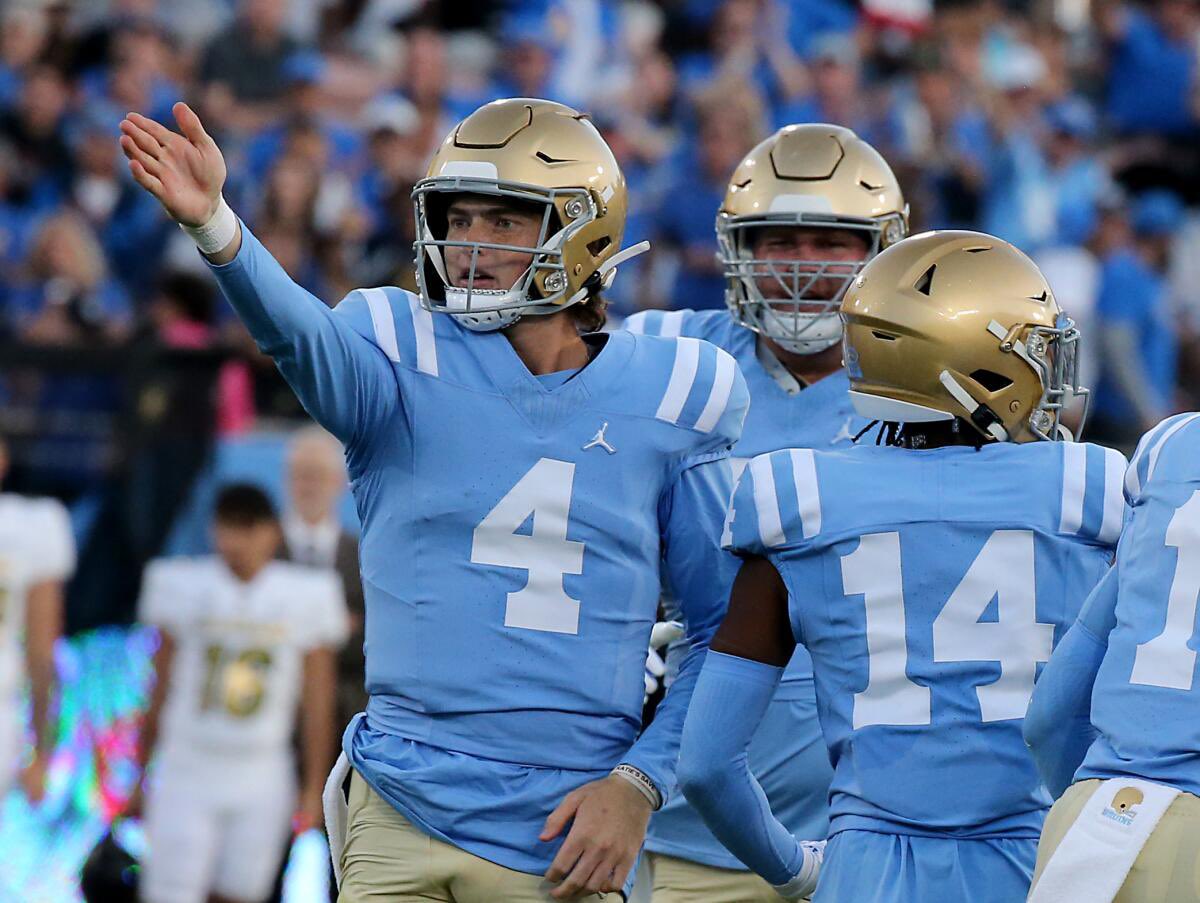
left=611, top=764, right=663, bottom=810
left=773, top=840, right=825, bottom=901
left=181, top=195, right=238, bottom=256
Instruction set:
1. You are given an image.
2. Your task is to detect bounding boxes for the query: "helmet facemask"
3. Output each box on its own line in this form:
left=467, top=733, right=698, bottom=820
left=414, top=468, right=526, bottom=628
left=413, top=176, right=599, bottom=332
left=718, top=213, right=903, bottom=354
left=1013, top=314, right=1089, bottom=441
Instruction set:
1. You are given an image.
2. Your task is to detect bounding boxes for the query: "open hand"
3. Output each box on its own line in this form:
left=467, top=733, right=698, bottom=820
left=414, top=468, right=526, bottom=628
left=540, top=774, right=652, bottom=899
left=118, top=102, right=226, bottom=227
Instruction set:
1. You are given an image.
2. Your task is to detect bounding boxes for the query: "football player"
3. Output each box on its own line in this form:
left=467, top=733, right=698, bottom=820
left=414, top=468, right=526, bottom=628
left=118, top=98, right=746, bottom=901
left=1024, top=412, right=1200, bottom=903
left=676, top=231, right=1125, bottom=902
left=625, top=124, right=907, bottom=903
left=130, top=484, right=347, bottom=903
left=0, top=436, right=74, bottom=806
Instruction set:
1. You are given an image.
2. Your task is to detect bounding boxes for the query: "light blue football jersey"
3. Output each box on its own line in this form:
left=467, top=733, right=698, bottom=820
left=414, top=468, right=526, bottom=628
left=724, top=440, right=1124, bottom=845
left=1079, top=412, right=1200, bottom=794
left=207, top=226, right=748, bottom=875
left=625, top=307, right=868, bottom=869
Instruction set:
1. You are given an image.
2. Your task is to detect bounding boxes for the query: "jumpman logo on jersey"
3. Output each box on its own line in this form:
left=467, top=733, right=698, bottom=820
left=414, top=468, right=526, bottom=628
left=832, top=417, right=855, bottom=445
left=583, top=422, right=617, bottom=455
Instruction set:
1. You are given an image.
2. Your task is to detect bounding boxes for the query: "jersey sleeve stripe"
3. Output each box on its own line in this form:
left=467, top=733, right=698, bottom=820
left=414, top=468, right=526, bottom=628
left=1147, top=412, right=1200, bottom=484
left=694, top=348, right=737, bottom=434
left=749, top=455, right=786, bottom=548
left=1127, top=413, right=1195, bottom=498
left=623, top=311, right=654, bottom=334
left=1098, top=447, right=1127, bottom=543
left=655, top=337, right=702, bottom=426
left=660, top=310, right=686, bottom=338
left=1059, top=441, right=1087, bottom=535
left=361, top=287, right=400, bottom=363
left=406, top=294, right=439, bottom=377
left=788, top=448, right=822, bottom=539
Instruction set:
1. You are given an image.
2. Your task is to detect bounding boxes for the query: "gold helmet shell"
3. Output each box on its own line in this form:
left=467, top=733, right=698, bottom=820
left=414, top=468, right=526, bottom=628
left=718, top=124, right=908, bottom=354
left=840, top=230, right=1087, bottom=443
left=413, top=98, right=642, bottom=331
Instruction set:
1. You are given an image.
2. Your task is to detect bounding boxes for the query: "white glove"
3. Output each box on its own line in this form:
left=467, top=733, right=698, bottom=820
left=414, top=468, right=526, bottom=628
left=644, top=620, right=685, bottom=703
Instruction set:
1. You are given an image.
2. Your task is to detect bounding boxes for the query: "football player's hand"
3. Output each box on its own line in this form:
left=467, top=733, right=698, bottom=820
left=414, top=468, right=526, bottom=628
left=18, top=753, right=48, bottom=804
left=294, top=786, right=324, bottom=835
left=118, top=102, right=226, bottom=227
left=540, top=774, right=652, bottom=899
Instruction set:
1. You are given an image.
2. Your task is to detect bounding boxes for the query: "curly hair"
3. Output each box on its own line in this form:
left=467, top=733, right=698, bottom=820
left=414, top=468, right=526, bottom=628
left=566, top=291, right=609, bottom=334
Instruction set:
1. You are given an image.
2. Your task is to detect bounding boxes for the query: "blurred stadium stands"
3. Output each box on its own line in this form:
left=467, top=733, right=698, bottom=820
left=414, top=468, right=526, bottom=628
left=4, top=0, right=1200, bottom=898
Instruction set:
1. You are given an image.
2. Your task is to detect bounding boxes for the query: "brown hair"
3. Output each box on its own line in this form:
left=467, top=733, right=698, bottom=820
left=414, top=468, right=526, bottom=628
left=567, top=291, right=608, bottom=333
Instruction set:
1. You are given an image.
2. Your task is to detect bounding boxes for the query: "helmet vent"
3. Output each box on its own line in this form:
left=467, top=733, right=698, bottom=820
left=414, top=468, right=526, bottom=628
left=964, top=246, right=991, bottom=253
left=1029, top=290, right=1049, bottom=303
left=914, top=264, right=936, bottom=296
left=970, top=369, right=1013, bottom=392
left=871, top=330, right=898, bottom=341
left=536, top=151, right=576, bottom=164
left=859, top=180, right=884, bottom=190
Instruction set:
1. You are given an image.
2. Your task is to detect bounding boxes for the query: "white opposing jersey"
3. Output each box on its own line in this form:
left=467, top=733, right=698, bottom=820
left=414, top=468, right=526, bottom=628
left=0, top=494, right=75, bottom=703
left=140, top=558, right=348, bottom=759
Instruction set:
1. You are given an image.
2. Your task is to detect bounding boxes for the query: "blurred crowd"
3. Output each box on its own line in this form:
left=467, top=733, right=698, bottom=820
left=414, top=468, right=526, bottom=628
left=1, top=0, right=1199, bottom=448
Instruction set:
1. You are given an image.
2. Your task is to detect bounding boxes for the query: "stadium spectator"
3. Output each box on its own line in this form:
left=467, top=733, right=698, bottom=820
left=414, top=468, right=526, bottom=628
left=199, top=0, right=303, bottom=133
left=1093, top=189, right=1183, bottom=447
left=1097, top=0, right=1199, bottom=137
left=0, top=6, right=49, bottom=111
left=12, top=211, right=130, bottom=345
left=654, top=81, right=767, bottom=311
left=281, top=427, right=366, bottom=741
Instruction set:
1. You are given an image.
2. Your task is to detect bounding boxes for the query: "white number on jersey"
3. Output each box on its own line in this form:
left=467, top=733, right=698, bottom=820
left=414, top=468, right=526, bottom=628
left=843, top=529, right=1053, bottom=728
left=201, top=645, right=273, bottom=717
left=472, top=457, right=585, bottom=635
left=1130, top=490, right=1200, bottom=690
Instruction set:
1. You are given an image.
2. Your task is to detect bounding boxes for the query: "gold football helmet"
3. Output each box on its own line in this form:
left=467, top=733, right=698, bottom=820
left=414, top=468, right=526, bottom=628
left=717, top=124, right=908, bottom=354
left=413, top=98, right=647, bottom=331
left=840, top=230, right=1087, bottom=443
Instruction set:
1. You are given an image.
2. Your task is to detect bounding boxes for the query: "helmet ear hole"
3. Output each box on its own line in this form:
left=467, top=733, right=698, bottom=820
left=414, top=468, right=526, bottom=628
left=587, top=236, right=611, bottom=259
left=969, top=369, right=1014, bottom=393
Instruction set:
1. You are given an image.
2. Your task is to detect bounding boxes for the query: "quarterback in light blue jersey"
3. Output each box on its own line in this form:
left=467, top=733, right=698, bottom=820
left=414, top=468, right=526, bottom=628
left=1025, top=412, right=1200, bottom=902
left=624, top=123, right=907, bottom=903
left=677, top=231, right=1123, bottom=903
left=119, top=99, right=748, bottom=903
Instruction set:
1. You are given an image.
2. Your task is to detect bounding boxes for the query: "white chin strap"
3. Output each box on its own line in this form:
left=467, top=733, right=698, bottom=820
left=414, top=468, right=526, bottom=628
left=769, top=312, right=843, bottom=355
left=938, top=370, right=1009, bottom=442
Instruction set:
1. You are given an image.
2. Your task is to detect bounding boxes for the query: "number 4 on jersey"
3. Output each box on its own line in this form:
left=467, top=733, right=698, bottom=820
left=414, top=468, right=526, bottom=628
left=472, top=457, right=585, bottom=635
left=843, top=529, right=1054, bottom=729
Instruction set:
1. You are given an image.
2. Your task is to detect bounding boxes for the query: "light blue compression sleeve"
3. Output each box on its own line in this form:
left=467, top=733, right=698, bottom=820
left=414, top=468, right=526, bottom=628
left=1024, top=567, right=1118, bottom=797
left=677, top=650, right=806, bottom=886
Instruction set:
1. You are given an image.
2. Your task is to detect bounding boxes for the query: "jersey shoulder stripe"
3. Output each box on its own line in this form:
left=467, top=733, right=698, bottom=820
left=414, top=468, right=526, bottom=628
left=625, top=308, right=689, bottom=337
left=1126, top=413, right=1200, bottom=499
left=652, top=337, right=744, bottom=436
left=1058, top=442, right=1126, bottom=544
left=726, top=448, right=822, bottom=554
left=337, top=286, right=439, bottom=376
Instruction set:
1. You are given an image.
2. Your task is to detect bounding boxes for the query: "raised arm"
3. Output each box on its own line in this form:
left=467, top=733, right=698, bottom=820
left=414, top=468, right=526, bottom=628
left=677, top=556, right=821, bottom=901
left=118, top=104, right=399, bottom=446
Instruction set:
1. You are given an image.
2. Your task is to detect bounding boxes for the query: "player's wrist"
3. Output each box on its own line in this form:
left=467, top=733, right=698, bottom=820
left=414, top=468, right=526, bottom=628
left=180, top=194, right=238, bottom=255
left=610, top=763, right=662, bottom=810
left=773, top=839, right=824, bottom=901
